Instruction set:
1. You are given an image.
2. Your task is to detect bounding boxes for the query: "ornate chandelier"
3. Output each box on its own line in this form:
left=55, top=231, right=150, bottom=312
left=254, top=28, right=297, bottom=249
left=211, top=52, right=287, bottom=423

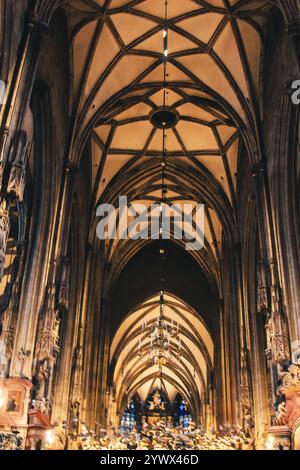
left=139, top=292, right=182, bottom=366
left=148, top=292, right=181, bottom=366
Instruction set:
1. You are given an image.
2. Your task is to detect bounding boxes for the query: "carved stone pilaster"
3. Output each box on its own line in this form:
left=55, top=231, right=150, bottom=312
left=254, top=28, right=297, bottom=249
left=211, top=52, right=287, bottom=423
left=0, top=199, right=10, bottom=281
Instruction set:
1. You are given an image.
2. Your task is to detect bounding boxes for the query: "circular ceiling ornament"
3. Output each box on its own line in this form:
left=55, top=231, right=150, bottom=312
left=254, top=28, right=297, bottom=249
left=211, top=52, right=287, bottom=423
left=150, top=108, right=179, bottom=129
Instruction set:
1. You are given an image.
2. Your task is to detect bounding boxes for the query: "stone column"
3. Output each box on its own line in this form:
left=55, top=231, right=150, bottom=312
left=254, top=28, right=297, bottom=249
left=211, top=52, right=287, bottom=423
left=252, top=161, right=291, bottom=422
left=70, top=244, right=93, bottom=423
left=10, top=162, right=77, bottom=379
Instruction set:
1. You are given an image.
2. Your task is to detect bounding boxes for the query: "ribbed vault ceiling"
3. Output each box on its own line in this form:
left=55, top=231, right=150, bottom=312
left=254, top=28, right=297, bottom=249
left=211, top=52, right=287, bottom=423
left=63, top=0, right=272, bottom=292
left=109, top=293, right=213, bottom=414
left=61, top=0, right=273, bottom=416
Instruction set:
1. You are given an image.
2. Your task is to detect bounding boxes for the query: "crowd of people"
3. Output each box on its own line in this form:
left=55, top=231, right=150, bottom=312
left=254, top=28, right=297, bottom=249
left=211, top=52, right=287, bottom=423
left=71, top=420, right=255, bottom=451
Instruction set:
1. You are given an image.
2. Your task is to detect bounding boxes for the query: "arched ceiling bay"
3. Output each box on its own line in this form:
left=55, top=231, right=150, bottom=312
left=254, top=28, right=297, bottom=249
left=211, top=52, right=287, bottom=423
left=109, top=292, right=213, bottom=414
left=68, top=0, right=268, bottom=149
left=110, top=240, right=218, bottom=332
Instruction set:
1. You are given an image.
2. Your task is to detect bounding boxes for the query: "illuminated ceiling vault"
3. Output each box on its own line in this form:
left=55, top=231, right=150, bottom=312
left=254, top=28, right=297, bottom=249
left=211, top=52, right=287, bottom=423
left=110, top=293, right=213, bottom=415
left=65, top=0, right=269, bottom=286
left=62, top=0, right=271, bottom=407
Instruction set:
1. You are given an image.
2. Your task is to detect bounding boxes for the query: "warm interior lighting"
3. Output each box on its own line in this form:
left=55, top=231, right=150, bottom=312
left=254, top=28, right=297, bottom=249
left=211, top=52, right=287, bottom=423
left=266, top=435, right=275, bottom=450
left=45, top=430, right=54, bottom=445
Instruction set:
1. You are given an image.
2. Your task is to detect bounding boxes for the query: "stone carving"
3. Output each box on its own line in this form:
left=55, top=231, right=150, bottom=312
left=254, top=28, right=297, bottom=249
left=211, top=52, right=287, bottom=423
left=35, top=360, right=50, bottom=399
left=0, top=162, right=3, bottom=190
left=277, top=364, right=300, bottom=430
left=16, top=347, right=30, bottom=376
left=7, top=164, right=27, bottom=201
left=279, top=364, right=300, bottom=394
left=35, top=281, right=60, bottom=363
left=31, top=396, right=51, bottom=416
left=148, top=390, right=166, bottom=411
left=265, top=306, right=290, bottom=364
left=58, top=258, right=70, bottom=309
left=274, top=402, right=287, bottom=426
left=33, top=278, right=61, bottom=405
left=0, top=278, right=22, bottom=378
left=0, top=338, right=8, bottom=378
left=71, top=347, right=83, bottom=406
left=240, top=348, right=252, bottom=409
left=6, top=130, right=28, bottom=201
left=0, top=317, right=14, bottom=378
left=257, top=260, right=268, bottom=312
left=0, top=199, right=10, bottom=281
left=243, top=409, right=255, bottom=438
left=257, top=286, right=268, bottom=312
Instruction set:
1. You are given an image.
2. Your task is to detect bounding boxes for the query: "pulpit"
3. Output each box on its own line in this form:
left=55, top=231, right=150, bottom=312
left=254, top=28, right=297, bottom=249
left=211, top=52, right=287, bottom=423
left=0, top=378, right=32, bottom=449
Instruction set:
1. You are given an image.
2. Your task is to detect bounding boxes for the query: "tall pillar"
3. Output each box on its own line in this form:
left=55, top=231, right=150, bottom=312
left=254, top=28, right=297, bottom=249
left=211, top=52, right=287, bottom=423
left=10, top=162, right=77, bottom=379
left=252, top=161, right=291, bottom=421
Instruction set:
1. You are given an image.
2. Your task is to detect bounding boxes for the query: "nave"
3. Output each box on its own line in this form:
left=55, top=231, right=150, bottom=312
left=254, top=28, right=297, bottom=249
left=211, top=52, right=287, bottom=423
left=0, top=0, right=300, bottom=452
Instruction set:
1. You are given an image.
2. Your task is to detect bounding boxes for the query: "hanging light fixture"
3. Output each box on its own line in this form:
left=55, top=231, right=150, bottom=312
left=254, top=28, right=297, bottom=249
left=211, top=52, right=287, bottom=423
left=139, top=0, right=182, bottom=368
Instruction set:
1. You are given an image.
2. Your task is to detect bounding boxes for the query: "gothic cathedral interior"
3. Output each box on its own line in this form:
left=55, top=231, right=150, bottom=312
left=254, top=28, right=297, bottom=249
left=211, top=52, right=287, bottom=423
left=0, top=0, right=300, bottom=452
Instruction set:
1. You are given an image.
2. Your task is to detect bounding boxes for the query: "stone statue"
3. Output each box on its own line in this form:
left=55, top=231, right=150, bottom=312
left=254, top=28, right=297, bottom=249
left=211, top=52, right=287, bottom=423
left=265, top=310, right=290, bottom=363
left=243, top=409, right=254, bottom=437
left=35, top=360, right=50, bottom=399
left=0, top=338, right=8, bottom=378
left=274, top=402, right=287, bottom=426
left=148, top=391, right=165, bottom=411
left=257, top=286, right=268, bottom=312
left=6, top=130, right=28, bottom=202
left=279, top=364, right=300, bottom=392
